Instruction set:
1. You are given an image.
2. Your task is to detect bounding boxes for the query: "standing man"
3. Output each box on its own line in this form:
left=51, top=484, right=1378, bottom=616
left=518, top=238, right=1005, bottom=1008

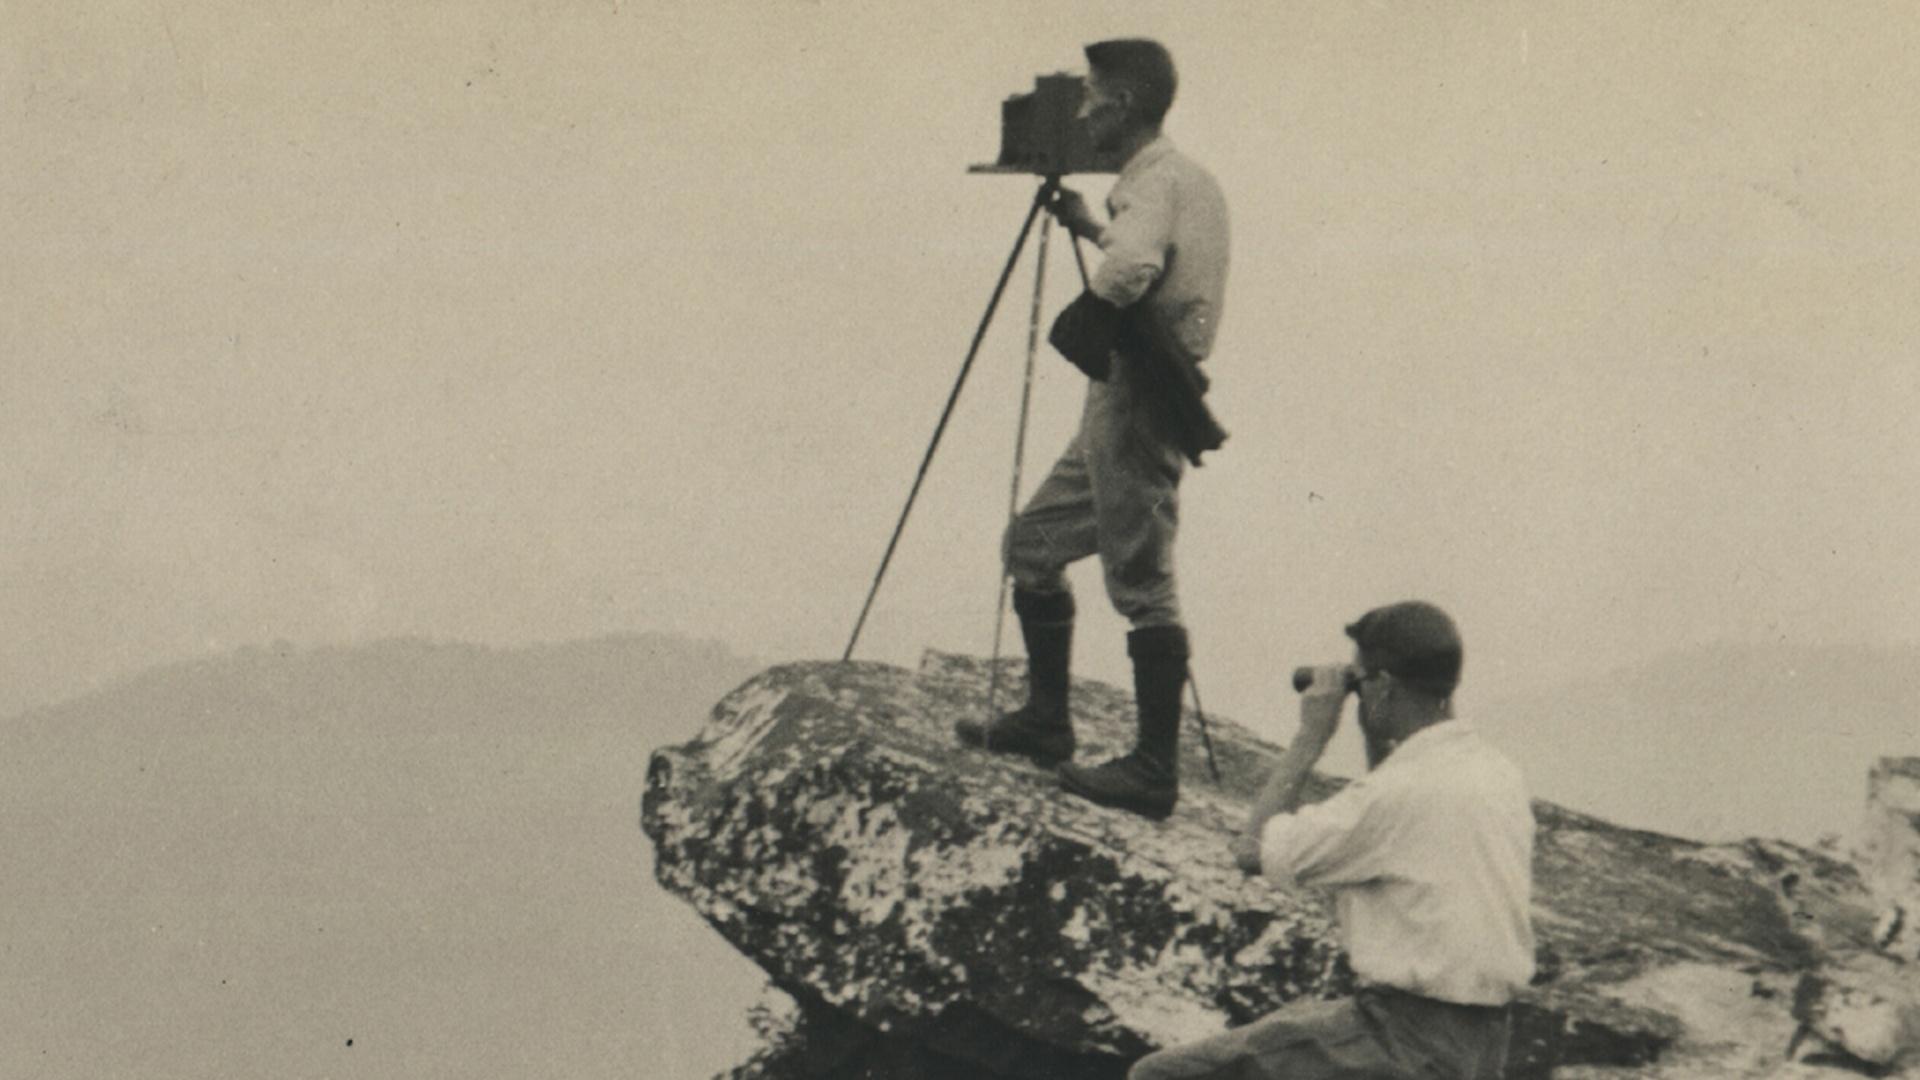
left=1135, top=602, right=1536, bottom=1080
left=954, top=38, right=1230, bottom=821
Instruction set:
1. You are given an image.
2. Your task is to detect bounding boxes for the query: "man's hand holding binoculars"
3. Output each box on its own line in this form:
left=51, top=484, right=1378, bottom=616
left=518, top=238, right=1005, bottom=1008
left=1233, top=663, right=1364, bottom=877
left=1292, top=663, right=1359, bottom=749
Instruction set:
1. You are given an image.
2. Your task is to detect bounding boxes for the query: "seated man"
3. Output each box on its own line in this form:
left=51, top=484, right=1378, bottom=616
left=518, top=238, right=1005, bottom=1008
left=1133, top=601, right=1535, bottom=1080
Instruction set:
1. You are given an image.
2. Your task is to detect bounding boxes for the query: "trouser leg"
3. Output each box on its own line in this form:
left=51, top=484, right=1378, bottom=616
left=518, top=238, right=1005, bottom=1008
left=1001, top=431, right=1099, bottom=597
left=1004, top=401, right=1184, bottom=630
left=1084, top=401, right=1185, bottom=629
left=1357, top=988, right=1516, bottom=1080
left=1128, top=997, right=1414, bottom=1080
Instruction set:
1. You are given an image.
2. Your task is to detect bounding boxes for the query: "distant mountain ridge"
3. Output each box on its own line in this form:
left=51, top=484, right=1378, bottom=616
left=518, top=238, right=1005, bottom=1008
left=9, top=631, right=758, bottom=733
left=3, top=631, right=767, bottom=1080
left=1478, top=640, right=1920, bottom=846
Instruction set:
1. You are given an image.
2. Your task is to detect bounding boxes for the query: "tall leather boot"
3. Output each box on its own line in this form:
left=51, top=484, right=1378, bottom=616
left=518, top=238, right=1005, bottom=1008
left=954, top=588, right=1076, bottom=768
left=1057, top=625, right=1187, bottom=820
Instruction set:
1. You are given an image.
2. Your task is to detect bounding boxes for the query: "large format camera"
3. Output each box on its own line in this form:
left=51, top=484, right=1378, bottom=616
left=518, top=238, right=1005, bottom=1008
left=970, top=73, right=1125, bottom=176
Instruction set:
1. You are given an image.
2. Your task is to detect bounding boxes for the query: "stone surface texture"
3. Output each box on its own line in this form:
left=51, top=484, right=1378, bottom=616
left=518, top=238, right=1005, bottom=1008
left=1864, top=757, right=1920, bottom=963
left=642, top=654, right=1917, bottom=1078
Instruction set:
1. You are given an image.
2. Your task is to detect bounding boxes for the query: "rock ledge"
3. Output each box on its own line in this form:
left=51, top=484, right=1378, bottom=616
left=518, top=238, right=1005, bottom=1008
left=642, top=653, right=1917, bottom=1078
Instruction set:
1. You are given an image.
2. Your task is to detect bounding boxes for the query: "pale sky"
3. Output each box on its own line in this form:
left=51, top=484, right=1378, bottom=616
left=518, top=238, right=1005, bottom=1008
left=6, top=1, right=1918, bottom=743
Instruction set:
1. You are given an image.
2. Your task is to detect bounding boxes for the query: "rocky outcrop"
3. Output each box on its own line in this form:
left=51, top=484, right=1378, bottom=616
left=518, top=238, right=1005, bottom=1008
left=1864, top=758, right=1920, bottom=963
left=642, top=654, right=1918, bottom=1078
left=1784, top=757, right=1920, bottom=1074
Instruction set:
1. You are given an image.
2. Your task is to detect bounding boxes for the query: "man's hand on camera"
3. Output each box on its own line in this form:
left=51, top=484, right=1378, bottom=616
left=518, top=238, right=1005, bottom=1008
left=1296, top=664, right=1352, bottom=748
left=1046, top=188, right=1104, bottom=243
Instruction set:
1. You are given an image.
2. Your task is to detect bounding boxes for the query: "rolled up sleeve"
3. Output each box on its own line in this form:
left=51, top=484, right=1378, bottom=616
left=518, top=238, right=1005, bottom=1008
left=1090, top=173, right=1174, bottom=308
left=1260, top=779, right=1397, bottom=890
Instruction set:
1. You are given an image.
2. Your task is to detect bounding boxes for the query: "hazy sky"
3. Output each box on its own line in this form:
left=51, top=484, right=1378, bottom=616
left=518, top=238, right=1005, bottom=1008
left=7, top=1, right=1918, bottom=735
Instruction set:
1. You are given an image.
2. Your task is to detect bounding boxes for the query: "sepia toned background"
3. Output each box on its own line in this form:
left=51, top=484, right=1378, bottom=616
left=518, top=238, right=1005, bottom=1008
left=6, top=1, right=1917, bottom=1077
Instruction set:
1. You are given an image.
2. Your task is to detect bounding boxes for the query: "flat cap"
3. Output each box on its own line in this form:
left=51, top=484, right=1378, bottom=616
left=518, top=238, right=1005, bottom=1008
left=1345, top=601, right=1463, bottom=694
left=1084, top=38, right=1177, bottom=122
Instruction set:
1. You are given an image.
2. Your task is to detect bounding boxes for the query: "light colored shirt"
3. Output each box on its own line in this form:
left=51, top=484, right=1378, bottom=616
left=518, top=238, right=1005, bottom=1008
left=1260, top=720, right=1536, bottom=1006
left=1089, top=136, right=1230, bottom=365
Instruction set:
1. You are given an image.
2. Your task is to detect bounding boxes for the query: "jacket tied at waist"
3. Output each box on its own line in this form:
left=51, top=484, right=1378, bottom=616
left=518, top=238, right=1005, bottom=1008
left=1049, top=288, right=1229, bottom=466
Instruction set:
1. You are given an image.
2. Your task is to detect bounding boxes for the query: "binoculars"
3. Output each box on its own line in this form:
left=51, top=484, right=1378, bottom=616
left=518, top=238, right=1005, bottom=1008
left=1291, top=666, right=1363, bottom=694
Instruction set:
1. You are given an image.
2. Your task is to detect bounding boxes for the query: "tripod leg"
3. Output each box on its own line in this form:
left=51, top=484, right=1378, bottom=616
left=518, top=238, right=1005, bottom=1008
left=1188, top=668, right=1221, bottom=783
left=843, top=185, right=1053, bottom=662
left=986, top=210, right=1055, bottom=726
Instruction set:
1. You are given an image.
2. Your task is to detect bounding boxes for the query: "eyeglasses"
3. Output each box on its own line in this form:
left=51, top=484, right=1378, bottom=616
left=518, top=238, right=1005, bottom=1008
left=1348, top=667, right=1387, bottom=694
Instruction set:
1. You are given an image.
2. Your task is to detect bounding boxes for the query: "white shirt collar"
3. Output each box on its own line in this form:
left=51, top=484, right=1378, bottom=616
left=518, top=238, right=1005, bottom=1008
left=1376, top=718, right=1474, bottom=770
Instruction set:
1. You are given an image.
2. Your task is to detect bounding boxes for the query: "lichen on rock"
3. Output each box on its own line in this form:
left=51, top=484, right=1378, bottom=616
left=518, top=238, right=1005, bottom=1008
left=642, top=654, right=1917, bottom=1079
